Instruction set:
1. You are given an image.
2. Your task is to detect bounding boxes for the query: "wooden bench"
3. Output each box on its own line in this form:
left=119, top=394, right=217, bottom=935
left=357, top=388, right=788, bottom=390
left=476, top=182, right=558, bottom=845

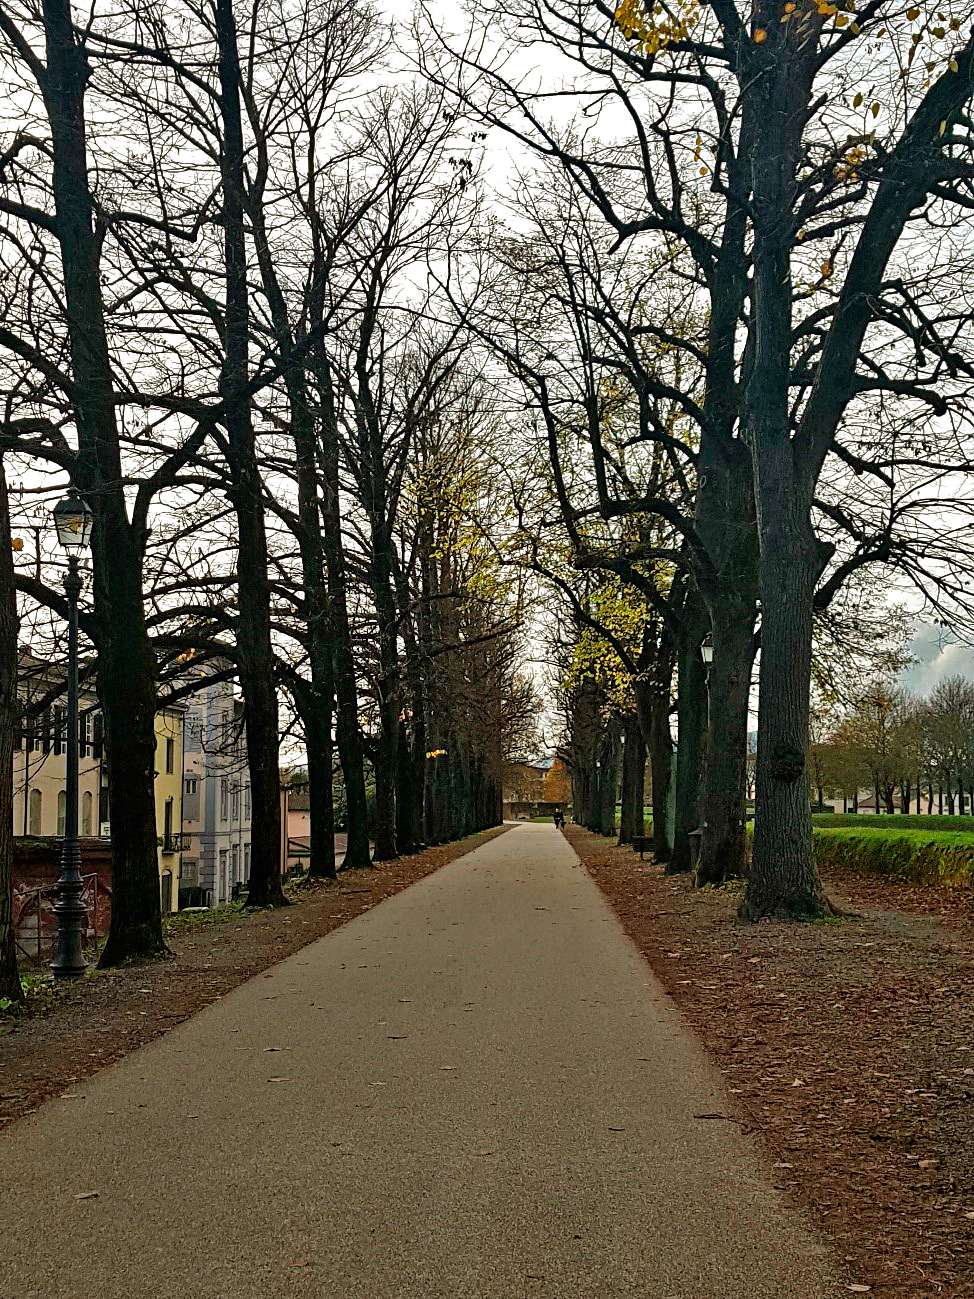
left=630, top=835, right=653, bottom=860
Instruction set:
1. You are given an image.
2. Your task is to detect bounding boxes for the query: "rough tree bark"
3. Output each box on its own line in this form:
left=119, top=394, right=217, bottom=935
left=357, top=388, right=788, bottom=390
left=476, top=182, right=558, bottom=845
left=739, top=32, right=828, bottom=919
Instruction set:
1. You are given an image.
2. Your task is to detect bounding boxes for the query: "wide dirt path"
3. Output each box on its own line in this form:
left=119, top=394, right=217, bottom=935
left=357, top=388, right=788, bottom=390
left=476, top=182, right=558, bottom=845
left=0, top=825, right=837, bottom=1298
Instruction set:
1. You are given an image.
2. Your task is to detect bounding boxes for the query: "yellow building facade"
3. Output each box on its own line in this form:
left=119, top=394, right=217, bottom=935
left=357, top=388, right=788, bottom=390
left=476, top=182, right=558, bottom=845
left=14, top=653, right=186, bottom=913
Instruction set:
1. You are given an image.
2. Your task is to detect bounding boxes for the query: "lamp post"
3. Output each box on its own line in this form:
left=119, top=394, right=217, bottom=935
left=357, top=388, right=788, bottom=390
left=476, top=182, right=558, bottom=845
left=700, top=634, right=714, bottom=672
left=51, top=490, right=93, bottom=980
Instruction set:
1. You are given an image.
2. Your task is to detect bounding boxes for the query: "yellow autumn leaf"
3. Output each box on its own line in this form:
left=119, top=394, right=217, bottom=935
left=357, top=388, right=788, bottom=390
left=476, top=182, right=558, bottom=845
left=871, top=101, right=880, bottom=117
left=949, top=57, right=959, bottom=72
left=939, top=119, right=947, bottom=135
left=753, top=26, right=767, bottom=41
left=11, top=537, right=24, bottom=552
left=906, top=5, right=920, bottom=17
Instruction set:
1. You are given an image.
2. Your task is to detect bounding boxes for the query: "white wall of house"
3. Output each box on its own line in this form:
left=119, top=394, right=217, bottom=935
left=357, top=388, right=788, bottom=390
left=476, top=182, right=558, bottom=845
left=180, top=674, right=252, bottom=906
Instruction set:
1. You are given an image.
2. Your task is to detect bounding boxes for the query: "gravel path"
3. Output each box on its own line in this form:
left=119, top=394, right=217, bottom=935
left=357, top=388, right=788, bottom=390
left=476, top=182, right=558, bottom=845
left=0, top=824, right=838, bottom=1297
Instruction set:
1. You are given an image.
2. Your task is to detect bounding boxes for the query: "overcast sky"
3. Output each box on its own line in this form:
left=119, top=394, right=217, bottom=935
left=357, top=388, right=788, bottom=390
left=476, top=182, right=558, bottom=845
left=901, top=621, right=974, bottom=696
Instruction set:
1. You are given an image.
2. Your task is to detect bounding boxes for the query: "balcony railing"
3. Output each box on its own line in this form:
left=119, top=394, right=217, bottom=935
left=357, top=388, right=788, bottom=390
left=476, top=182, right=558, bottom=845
left=160, top=832, right=188, bottom=855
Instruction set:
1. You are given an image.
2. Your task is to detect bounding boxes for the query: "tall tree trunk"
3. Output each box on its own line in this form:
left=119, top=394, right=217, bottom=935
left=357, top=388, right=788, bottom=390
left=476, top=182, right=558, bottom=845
left=316, top=374, right=371, bottom=870
left=395, top=724, right=415, bottom=857
left=370, top=541, right=400, bottom=861
left=742, top=495, right=828, bottom=918
left=41, top=0, right=166, bottom=965
left=672, top=623, right=707, bottom=873
left=597, top=722, right=619, bottom=837
left=646, top=689, right=673, bottom=861
left=249, top=159, right=335, bottom=883
left=294, top=679, right=336, bottom=881
left=394, top=558, right=425, bottom=856
left=617, top=713, right=645, bottom=846
left=695, top=599, right=755, bottom=886
left=0, top=461, right=21, bottom=1001
left=740, top=44, right=828, bottom=921
left=215, top=0, right=284, bottom=907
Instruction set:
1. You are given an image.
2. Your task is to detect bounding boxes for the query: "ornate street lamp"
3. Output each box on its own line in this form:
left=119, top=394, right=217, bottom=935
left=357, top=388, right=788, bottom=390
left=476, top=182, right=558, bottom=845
left=700, top=634, right=714, bottom=668
left=51, top=490, right=93, bottom=980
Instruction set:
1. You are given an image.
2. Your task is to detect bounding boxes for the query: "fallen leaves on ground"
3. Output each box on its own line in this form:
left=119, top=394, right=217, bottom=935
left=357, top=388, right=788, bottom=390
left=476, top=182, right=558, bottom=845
left=566, top=824, right=974, bottom=1299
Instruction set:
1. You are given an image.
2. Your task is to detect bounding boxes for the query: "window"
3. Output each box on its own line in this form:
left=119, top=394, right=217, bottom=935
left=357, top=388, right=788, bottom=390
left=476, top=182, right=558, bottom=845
left=231, top=844, right=239, bottom=883
left=163, top=797, right=174, bottom=844
left=57, top=790, right=66, bottom=837
left=243, top=843, right=250, bottom=882
left=244, top=784, right=251, bottom=820
left=218, top=849, right=228, bottom=899
left=220, top=778, right=229, bottom=822
left=185, top=777, right=197, bottom=796
left=82, top=791, right=93, bottom=836
left=80, top=712, right=92, bottom=758
left=165, top=737, right=174, bottom=774
left=231, top=782, right=240, bottom=820
left=28, top=788, right=42, bottom=835
left=182, top=858, right=197, bottom=885
left=53, top=705, right=65, bottom=756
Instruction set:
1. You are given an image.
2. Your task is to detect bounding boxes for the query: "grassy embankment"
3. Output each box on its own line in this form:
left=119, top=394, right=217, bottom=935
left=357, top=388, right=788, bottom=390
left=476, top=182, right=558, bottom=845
left=811, top=814, right=974, bottom=886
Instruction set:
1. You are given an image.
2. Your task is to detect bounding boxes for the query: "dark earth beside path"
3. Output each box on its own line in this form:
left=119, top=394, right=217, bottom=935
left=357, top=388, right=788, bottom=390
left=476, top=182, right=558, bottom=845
left=566, top=823, right=974, bottom=1299
left=0, top=826, right=510, bottom=1131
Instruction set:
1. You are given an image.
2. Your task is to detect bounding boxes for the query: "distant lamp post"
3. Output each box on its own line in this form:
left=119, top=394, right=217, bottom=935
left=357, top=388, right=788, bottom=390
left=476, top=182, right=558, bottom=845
left=51, top=490, right=93, bottom=980
left=700, top=634, right=714, bottom=669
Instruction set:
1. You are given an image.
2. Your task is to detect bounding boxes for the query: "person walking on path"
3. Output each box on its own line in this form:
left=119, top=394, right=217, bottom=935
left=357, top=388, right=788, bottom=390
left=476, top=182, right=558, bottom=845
left=0, top=824, right=836, bottom=1298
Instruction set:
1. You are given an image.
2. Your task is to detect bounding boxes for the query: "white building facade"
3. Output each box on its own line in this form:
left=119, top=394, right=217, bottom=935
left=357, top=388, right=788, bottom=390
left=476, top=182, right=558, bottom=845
left=180, top=673, right=252, bottom=906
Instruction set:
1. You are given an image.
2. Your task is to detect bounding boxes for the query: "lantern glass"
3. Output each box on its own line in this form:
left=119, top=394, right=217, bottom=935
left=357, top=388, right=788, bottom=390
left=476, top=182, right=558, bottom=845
left=53, top=494, right=93, bottom=551
left=700, top=635, right=714, bottom=666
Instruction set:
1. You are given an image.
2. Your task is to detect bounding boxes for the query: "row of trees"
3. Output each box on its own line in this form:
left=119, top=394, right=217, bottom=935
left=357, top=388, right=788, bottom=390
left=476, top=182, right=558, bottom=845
left=417, top=0, right=974, bottom=914
left=0, top=0, right=536, bottom=999
left=812, top=676, right=974, bottom=815
left=2, top=0, right=973, bottom=1002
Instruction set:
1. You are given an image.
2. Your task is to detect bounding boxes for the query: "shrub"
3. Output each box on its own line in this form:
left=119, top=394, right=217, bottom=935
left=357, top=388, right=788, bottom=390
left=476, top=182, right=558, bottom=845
left=813, top=813, right=974, bottom=833
left=812, top=826, right=974, bottom=886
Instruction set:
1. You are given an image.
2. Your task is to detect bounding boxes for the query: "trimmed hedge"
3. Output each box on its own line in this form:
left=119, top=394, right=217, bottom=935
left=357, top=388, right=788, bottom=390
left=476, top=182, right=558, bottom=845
left=812, top=826, right=974, bottom=886
left=813, top=813, right=974, bottom=832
